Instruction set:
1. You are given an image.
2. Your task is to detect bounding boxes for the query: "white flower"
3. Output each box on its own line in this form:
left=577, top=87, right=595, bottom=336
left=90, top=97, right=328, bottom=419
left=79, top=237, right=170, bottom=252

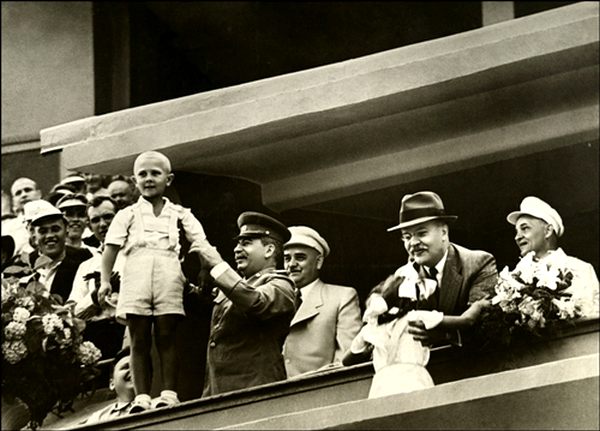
left=535, top=264, right=560, bottom=290
left=4, top=321, right=27, bottom=340
left=42, top=313, right=64, bottom=335
left=58, top=327, right=73, bottom=347
left=552, top=297, right=580, bottom=320
left=2, top=340, right=28, bottom=364
left=78, top=341, right=102, bottom=366
left=12, top=307, right=31, bottom=323
left=16, top=296, right=35, bottom=312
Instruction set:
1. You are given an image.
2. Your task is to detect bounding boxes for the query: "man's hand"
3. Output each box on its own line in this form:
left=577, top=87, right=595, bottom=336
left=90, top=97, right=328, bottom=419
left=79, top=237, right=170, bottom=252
left=97, top=281, right=112, bottom=304
left=407, top=319, right=448, bottom=347
left=190, top=240, right=223, bottom=269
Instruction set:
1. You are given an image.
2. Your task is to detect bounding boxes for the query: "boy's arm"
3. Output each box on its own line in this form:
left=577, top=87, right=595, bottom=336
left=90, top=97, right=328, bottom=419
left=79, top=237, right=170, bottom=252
left=98, top=244, right=119, bottom=303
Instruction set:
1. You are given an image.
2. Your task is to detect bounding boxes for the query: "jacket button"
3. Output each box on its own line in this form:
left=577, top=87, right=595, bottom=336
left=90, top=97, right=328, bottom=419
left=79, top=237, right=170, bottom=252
left=209, top=341, right=216, bottom=348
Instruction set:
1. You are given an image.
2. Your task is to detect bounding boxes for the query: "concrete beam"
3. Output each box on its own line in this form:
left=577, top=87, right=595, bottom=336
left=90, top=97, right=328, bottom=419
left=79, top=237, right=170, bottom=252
left=221, top=353, right=599, bottom=430
left=263, top=104, right=599, bottom=210
left=38, top=2, right=599, bottom=212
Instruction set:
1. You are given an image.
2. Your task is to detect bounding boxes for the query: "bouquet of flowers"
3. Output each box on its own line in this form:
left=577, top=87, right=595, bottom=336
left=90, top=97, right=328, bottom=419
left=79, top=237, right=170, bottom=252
left=476, top=251, right=582, bottom=348
left=1, top=276, right=102, bottom=429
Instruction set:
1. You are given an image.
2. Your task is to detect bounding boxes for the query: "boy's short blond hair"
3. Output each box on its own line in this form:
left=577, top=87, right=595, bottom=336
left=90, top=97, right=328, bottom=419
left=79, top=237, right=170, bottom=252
left=133, top=151, right=172, bottom=174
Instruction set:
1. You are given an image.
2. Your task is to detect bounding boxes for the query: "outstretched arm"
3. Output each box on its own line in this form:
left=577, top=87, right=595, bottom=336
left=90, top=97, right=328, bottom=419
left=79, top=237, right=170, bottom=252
left=437, top=299, right=491, bottom=330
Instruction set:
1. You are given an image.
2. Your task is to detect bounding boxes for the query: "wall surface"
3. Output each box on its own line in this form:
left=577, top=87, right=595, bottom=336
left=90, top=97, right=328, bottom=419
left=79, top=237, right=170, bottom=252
left=1, top=1, right=94, bottom=192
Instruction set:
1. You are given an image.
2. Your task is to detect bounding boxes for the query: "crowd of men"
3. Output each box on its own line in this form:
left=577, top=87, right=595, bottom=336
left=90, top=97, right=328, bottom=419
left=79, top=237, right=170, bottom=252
left=1, top=172, right=599, bottom=426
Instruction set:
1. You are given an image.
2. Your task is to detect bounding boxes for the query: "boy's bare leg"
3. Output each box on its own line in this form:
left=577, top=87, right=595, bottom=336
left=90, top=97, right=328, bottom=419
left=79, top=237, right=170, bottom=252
left=154, top=314, right=180, bottom=391
left=127, top=314, right=153, bottom=395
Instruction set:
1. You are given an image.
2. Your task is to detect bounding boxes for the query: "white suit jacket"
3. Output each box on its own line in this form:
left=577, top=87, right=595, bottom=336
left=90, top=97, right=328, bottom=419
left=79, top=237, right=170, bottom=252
left=283, top=280, right=362, bottom=378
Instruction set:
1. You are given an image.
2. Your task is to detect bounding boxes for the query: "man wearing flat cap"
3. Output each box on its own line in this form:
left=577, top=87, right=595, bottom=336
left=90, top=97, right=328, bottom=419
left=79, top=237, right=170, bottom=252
left=376, top=191, right=498, bottom=347
left=282, top=226, right=362, bottom=377
left=191, top=211, right=300, bottom=396
left=23, top=200, right=91, bottom=303
left=508, top=196, right=599, bottom=316
left=56, top=193, right=97, bottom=253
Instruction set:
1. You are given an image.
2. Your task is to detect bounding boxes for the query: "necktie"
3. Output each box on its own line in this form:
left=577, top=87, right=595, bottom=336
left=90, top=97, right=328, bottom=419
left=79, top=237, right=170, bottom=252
left=427, top=267, right=438, bottom=283
left=425, top=266, right=440, bottom=308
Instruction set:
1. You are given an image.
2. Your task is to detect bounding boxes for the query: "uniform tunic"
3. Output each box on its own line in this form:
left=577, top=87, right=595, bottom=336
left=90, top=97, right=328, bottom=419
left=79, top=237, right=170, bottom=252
left=203, top=266, right=299, bottom=397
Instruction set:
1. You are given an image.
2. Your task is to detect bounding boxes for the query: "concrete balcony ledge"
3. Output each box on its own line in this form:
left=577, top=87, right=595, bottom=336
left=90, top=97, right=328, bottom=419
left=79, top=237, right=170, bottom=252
left=39, top=2, right=599, bottom=210
left=51, top=318, right=598, bottom=430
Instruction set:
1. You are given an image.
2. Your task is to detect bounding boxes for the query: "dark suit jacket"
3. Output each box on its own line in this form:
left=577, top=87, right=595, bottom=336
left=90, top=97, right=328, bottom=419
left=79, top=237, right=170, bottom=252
left=39, top=246, right=93, bottom=303
left=417, top=243, right=498, bottom=315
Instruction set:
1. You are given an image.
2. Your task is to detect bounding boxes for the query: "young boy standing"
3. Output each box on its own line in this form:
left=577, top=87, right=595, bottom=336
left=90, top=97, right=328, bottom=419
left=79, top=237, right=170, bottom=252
left=98, top=151, right=214, bottom=412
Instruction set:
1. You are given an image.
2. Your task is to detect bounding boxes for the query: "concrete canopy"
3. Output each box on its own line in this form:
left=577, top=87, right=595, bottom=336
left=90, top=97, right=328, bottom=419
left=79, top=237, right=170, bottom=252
left=40, top=2, right=599, bottom=213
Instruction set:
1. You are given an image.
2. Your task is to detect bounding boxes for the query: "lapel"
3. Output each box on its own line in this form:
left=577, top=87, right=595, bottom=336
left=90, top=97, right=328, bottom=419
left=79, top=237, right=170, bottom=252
left=290, top=279, right=324, bottom=327
left=439, top=244, right=463, bottom=313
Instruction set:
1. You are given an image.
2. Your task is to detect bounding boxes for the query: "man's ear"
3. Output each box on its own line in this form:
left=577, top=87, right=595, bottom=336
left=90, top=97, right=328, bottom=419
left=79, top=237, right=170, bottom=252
left=109, top=378, right=115, bottom=392
left=316, top=255, right=324, bottom=270
left=544, top=223, right=554, bottom=239
left=264, top=243, right=275, bottom=259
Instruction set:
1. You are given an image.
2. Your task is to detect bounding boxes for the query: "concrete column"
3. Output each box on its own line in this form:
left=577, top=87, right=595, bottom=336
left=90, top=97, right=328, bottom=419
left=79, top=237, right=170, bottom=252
left=482, top=1, right=514, bottom=26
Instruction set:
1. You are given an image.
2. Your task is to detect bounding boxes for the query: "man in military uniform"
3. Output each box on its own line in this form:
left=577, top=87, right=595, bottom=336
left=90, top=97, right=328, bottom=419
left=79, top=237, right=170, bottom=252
left=192, top=211, right=300, bottom=396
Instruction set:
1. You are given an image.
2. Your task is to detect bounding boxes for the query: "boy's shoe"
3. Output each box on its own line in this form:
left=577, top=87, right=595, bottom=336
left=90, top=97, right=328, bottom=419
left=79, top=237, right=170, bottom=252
left=130, top=394, right=152, bottom=414
left=152, top=390, right=180, bottom=409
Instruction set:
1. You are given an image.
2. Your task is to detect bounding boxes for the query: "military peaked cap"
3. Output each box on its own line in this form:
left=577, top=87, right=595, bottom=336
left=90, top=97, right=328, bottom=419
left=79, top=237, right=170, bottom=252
left=235, top=211, right=291, bottom=243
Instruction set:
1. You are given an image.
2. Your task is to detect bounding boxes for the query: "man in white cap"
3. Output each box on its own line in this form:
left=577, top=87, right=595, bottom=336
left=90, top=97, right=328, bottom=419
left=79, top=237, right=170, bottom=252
left=56, top=193, right=97, bottom=253
left=23, top=200, right=91, bottom=302
left=282, top=226, right=362, bottom=378
left=507, top=196, right=599, bottom=316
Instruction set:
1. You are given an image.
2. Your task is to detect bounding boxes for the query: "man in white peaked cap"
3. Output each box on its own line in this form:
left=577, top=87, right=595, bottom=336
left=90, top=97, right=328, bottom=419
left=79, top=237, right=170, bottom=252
left=282, top=226, right=362, bottom=377
left=507, top=196, right=599, bottom=316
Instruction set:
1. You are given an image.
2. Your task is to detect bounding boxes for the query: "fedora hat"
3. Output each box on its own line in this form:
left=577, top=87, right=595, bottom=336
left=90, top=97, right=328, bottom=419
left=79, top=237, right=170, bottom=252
left=387, top=191, right=457, bottom=232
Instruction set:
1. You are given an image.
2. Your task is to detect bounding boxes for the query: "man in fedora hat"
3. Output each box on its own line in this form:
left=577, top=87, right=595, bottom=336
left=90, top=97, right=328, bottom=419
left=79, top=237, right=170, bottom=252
left=191, top=211, right=300, bottom=396
left=282, top=225, right=362, bottom=377
left=382, top=191, right=498, bottom=347
left=507, top=196, right=599, bottom=317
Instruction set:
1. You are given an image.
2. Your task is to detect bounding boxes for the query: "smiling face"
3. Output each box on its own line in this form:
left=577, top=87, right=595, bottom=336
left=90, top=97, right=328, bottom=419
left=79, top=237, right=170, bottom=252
left=132, top=154, right=173, bottom=202
left=514, top=215, right=552, bottom=258
left=34, top=217, right=66, bottom=259
left=63, top=205, right=88, bottom=240
left=284, top=245, right=322, bottom=288
left=111, top=355, right=135, bottom=401
left=400, top=220, right=448, bottom=268
left=233, top=237, right=274, bottom=277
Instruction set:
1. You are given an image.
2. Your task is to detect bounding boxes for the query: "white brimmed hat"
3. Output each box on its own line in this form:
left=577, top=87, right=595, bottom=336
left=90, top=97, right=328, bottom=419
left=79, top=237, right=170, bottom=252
left=56, top=194, right=88, bottom=210
left=285, top=226, right=330, bottom=257
left=60, top=175, right=85, bottom=185
left=507, top=196, right=564, bottom=237
left=23, top=200, right=64, bottom=226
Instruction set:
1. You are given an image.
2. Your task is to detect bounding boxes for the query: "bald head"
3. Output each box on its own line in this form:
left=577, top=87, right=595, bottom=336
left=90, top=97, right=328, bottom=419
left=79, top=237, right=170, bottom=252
left=133, top=151, right=172, bottom=175
left=11, top=177, right=42, bottom=213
